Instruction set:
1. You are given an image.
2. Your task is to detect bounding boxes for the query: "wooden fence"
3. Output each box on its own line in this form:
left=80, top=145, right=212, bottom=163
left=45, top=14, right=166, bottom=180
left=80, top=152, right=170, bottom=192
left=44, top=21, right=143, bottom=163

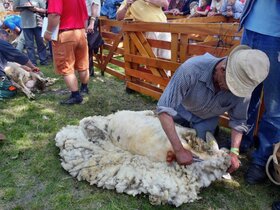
left=95, top=17, right=246, bottom=128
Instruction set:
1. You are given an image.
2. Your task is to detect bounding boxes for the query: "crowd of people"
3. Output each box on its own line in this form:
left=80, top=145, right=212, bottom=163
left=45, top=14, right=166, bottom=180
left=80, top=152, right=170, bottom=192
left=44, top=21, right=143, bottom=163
left=0, top=0, right=279, bottom=209
left=164, top=0, right=245, bottom=19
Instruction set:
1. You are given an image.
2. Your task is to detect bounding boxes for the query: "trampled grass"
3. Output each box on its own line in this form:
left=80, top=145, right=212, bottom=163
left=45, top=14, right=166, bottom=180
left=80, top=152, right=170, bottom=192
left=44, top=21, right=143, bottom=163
left=0, top=64, right=279, bottom=210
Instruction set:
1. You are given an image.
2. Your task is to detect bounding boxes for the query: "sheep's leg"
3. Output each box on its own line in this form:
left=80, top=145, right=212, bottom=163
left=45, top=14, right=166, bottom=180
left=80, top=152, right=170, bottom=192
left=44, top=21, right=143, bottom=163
left=30, top=72, right=46, bottom=83
left=14, top=78, right=35, bottom=99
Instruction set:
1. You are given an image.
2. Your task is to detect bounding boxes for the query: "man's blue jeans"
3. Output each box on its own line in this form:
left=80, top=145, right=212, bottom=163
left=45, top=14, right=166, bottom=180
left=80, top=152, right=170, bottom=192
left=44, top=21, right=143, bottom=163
left=23, top=27, right=47, bottom=65
left=241, top=29, right=280, bottom=166
left=173, top=105, right=219, bottom=140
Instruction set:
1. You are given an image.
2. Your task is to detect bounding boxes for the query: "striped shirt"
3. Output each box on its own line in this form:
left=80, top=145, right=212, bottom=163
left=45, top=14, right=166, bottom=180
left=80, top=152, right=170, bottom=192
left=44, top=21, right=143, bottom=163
left=157, top=53, right=250, bottom=133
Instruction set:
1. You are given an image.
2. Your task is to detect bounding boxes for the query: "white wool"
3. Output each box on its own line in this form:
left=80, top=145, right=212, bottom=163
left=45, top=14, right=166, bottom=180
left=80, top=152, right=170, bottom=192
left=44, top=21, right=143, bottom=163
left=55, top=110, right=231, bottom=207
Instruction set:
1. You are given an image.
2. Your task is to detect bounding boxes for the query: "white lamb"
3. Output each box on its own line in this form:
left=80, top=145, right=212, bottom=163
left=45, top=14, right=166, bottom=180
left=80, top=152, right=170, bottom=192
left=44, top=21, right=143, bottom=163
left=55, top=110, right=231, bottom=207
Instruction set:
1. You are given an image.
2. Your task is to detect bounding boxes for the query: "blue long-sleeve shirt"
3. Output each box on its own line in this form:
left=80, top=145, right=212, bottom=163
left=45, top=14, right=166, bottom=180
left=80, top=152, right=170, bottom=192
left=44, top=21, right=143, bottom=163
left=240, top=0, right=280, bottom=37
left=0, top=39, right=28, bottom=76
left=101, top=0, right=124, bottom=19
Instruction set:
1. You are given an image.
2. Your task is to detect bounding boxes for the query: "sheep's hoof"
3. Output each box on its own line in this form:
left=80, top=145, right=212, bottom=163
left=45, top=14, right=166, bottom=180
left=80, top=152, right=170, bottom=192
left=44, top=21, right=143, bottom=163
left=28, top=93, right=36, bottom=100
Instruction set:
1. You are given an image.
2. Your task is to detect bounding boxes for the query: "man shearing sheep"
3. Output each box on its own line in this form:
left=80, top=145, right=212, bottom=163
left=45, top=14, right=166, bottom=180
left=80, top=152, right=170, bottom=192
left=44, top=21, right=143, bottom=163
left=157, top=45, right=270, bottom=173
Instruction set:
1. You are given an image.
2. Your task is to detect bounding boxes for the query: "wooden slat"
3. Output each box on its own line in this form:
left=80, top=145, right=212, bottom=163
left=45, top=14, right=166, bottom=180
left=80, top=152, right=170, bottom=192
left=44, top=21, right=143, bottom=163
left=171, top=33, right=179, bottom=62
left=125, top=54, right=180, bottom=71
left=99, top=17, right=124, bottom=27
left=187, top=44, right=229, bottom=57
left=129, top=32, right=151, bottom=57
left=104, top=66, right=125, bottom=80
left=123, top=22, right=241, bottom=36
left=110, top=58, right=125, bottom=68
left=135, top=33, right=168, bottom=79
left=100, top=33, right=123, bottom=71
left=126, top=68, right=169, bottom=87
left=169, top=15, right=228, bottom=24
left=179, top=34, right=189, bottom=62
left=103, top=44, right=124, bottom=54
left=129, top=32, right=163, bottom=77
left=147, top=39, right=170, bottom=50
left=101, top=31, right=120, bottom=40
left=166, top=14, right=186, bottom=20
left=126, top=81, right=162, bottom=99
left=136, top=32, right=155, bottom=58
left=133, top=79, right=164, bottom=92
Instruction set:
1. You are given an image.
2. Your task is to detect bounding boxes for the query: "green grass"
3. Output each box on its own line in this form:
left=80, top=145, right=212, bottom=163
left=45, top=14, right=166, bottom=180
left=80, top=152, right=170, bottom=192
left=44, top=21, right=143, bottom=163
left=0, top=64, right=279, bottom=210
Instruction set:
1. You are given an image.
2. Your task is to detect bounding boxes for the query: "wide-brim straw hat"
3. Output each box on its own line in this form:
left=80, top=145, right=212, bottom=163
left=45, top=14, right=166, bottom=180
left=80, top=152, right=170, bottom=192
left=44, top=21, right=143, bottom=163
left=226, top=45, right=270, bottom=97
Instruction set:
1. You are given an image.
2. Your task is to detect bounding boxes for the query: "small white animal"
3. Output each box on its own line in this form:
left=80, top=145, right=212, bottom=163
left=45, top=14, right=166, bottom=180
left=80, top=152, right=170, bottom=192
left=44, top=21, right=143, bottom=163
left=4, top=62, right=57, bottom=99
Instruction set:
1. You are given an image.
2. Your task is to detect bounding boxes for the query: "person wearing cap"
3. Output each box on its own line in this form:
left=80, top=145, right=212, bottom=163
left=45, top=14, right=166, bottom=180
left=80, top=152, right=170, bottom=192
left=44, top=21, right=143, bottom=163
left=0, top=29, right=39, bottom=75
left=0, top=15, right=26, bottom=52
left=1, top=15, right=22, bottom=35
left=239, top=1, right=280, bottom=191
left=156, top=45, right=269, bottom=173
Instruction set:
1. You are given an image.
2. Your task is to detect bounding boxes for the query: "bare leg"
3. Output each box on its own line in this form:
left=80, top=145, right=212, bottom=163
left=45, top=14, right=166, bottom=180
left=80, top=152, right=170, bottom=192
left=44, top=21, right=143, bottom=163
left=78, top=70, right=89, bottom=84
left=63, top=74, right=79, bottom=92
left=60, top=74, right=83, bottom=105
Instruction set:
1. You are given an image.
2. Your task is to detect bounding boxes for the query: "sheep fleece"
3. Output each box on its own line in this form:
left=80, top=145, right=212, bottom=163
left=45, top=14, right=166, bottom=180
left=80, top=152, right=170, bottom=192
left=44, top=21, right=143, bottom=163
left=55, top=110, right=231, bottom=207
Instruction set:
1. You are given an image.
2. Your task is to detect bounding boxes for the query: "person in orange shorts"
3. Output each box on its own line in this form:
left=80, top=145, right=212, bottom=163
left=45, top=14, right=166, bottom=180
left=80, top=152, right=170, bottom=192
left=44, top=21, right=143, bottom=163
left=44, top=0, right=89, bottom=105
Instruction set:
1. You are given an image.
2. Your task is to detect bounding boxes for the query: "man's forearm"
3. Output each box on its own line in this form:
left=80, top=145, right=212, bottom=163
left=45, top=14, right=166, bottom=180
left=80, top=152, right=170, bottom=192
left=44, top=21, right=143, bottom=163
left=116, top=5, right=129, bottom=20
left=91, top=4, right=99, bottom=18
left=47, top=14, right=60, bottom=32
left=88, top=3, right=99, bottom=30
left=158, top=112, right=184, bottom=152
left=231, top=129, right=243, bottom=149
left=24, top=60, right=37, bottom=70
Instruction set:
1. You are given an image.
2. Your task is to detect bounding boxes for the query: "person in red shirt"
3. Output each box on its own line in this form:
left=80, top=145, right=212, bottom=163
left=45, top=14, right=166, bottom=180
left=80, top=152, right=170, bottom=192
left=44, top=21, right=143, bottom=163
left=44, top=0, right=90, bottom=105
left=188, top=0, right=211, bottom=18
left=196, top=0, right=211, bottom=16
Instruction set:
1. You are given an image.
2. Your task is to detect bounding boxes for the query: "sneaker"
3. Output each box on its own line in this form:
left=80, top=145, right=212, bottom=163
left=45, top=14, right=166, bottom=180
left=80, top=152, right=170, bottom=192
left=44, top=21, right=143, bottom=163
left=60, top=95, right=83, bottom=105
left=80, top=87, right=89, bottom=95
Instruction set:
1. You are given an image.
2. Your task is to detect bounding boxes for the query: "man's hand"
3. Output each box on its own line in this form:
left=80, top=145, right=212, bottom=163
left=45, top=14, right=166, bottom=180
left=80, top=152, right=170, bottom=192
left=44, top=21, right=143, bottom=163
left=29, top=6, right=38, bottom=12
left=87, top=21, right=95, bottom=33
left=227, top=153, right=240, bottom=173
left=175, top=148, right=193, bottom=165
left=31, top=66, right=41, bottom=73
left=226, top=11, right=233, bottom=17
left=44, top=31, right=52, bottom=42
left=170, top=8, right=180, bottom=15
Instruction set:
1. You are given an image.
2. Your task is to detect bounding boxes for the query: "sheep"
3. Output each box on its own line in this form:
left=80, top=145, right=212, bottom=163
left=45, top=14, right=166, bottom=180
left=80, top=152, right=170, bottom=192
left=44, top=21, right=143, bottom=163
left=55, top=110, right=231, bottom=207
